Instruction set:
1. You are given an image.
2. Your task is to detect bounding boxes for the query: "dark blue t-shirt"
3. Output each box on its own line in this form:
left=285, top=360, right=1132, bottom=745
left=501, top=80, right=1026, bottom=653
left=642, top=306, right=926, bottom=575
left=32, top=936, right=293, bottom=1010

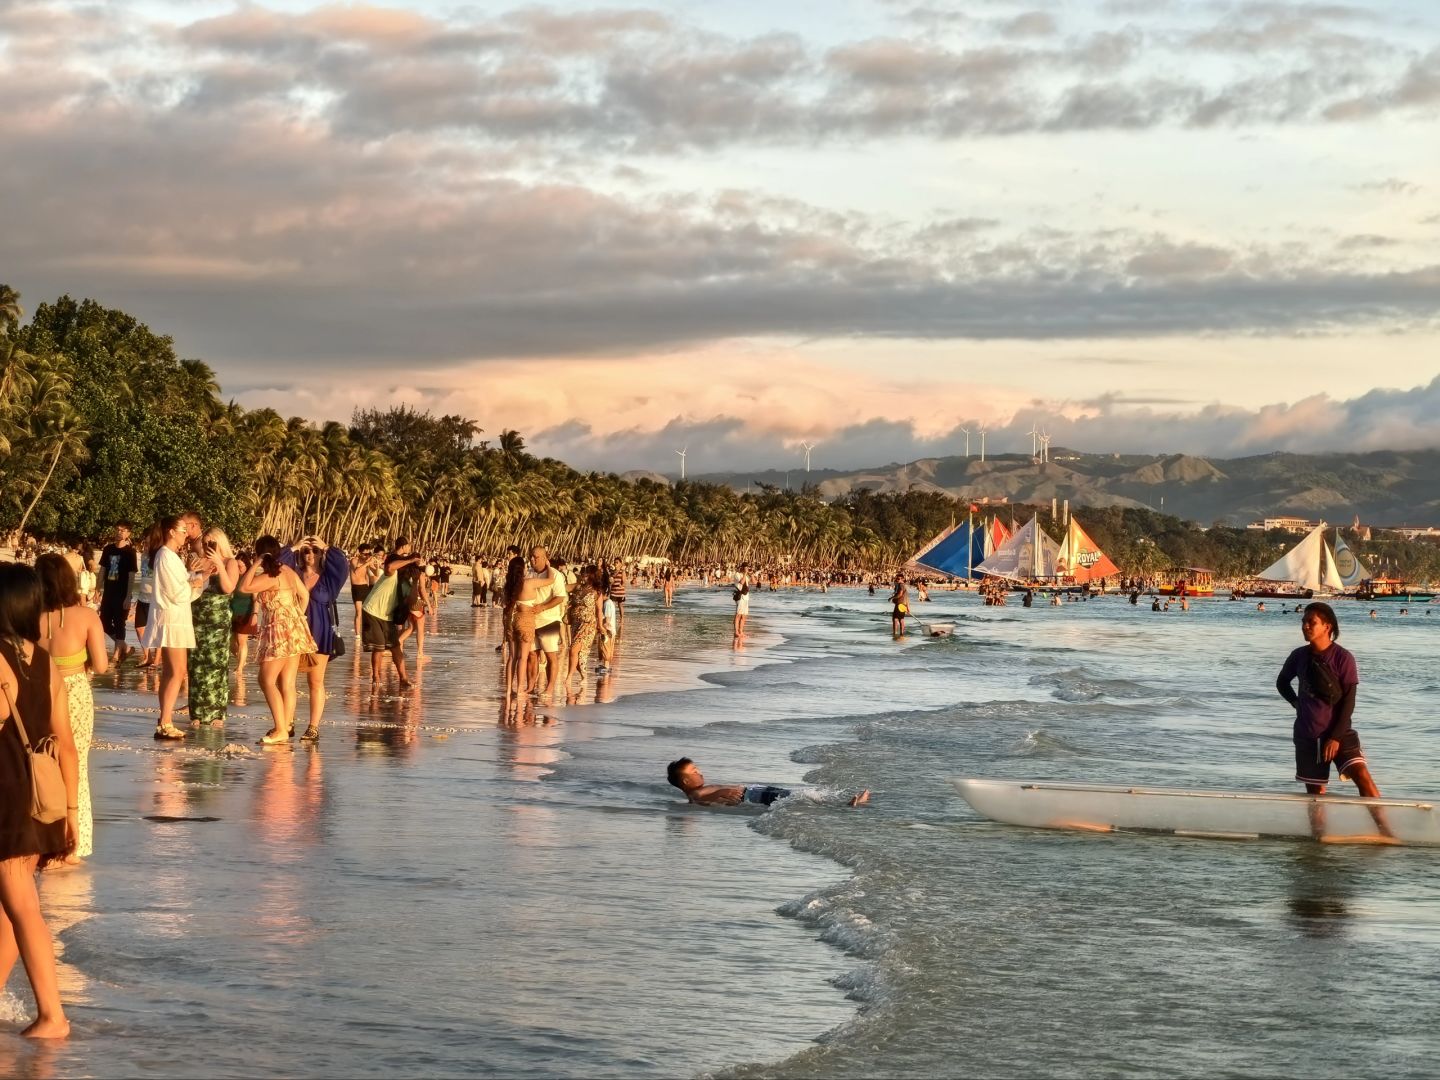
left=1279, top=643, right=1358, bottom=740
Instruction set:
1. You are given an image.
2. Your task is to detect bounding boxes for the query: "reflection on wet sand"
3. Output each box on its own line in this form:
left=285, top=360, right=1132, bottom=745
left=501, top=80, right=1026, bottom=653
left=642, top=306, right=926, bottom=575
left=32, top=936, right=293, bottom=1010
left=0, top=1038, right=61, bottom=1080
left=498, top=698, right=563, bottom=783
left=38, top=869, right=95, bottom=1007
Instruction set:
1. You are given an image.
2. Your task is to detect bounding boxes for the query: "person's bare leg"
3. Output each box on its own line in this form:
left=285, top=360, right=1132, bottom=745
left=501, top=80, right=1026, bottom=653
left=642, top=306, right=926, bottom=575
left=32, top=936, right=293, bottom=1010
left=526, top=649, right=539, bottom=694
left=1347, top=763, right=1396, bottom=838
left=391, top=641, right=410, bottom=687
left=258, top=659, right=287, bottom=740
left=280, top=655, right=302, bottom=736
left=157, top=648, right=186, bottom=731
left=303, top=655, right=328, bottom=737
left=0, top=857, right=68, bottom=1038
left=542, top=648, right=561, bottom=699
left=1304, top=781, right=1328, bottom=839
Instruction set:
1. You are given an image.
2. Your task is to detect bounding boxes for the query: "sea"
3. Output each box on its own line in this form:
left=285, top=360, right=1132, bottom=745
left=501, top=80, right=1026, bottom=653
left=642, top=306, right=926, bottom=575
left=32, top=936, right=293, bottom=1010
left=4, top=584, right=1439, bottom=1077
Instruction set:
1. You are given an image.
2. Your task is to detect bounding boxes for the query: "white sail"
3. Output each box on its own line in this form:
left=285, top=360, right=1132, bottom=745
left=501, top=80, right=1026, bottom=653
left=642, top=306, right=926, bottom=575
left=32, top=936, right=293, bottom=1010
left=1321, top=542, right=1344, bottom=591
left=976, top=517, right=1062, bottom=579
left=1257, top=524, right=1329, bottom=591
left=1331, top=531, right=1370, bottom=588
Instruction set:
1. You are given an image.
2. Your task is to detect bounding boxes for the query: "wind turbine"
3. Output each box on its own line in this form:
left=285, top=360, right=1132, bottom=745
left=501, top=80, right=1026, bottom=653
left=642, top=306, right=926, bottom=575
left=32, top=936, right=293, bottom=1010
left=1028, top=424, right=1040, bottom=460
left=1039, top=429, right=1051, bottom=465
left=801, top=441, right=816, bottom=472
left=675, top=446, right=688, bottom=481
left=978, top=425, right=988, bottom=463
left=959, top=426, right=971, bottom=458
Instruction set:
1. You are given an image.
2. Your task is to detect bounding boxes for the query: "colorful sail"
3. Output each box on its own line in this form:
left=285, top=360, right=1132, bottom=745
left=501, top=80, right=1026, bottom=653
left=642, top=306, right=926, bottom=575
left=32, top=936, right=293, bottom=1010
left=976, top=517, right=1062, bottom=580
left=915, top=523, right=985, bottom=578
left=986, top=517, right=1010, bottom=558
left=1056, top=519, right=1120, bottom=583
left=1331, top=530, right=1370, bottom=588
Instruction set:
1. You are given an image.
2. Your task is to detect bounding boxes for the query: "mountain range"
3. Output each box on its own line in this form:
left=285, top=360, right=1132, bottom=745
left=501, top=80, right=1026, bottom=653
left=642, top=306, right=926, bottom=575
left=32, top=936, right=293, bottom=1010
left=669, top=449, right=1440, bottom=527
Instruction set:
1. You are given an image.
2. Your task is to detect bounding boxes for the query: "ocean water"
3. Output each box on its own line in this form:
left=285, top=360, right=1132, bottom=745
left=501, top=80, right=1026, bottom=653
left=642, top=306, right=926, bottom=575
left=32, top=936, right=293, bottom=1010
left=4, top=585, right=1439, bottom=1077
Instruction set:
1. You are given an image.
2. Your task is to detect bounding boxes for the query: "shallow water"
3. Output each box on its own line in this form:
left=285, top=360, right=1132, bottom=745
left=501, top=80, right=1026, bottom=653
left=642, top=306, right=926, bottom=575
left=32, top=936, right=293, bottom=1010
left=6, top=585, right=1440, bottom=1077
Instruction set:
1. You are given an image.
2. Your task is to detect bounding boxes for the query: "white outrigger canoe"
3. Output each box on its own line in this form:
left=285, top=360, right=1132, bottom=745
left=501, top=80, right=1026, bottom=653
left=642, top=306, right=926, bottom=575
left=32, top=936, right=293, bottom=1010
left=951, top=778, right=1440, bottom=846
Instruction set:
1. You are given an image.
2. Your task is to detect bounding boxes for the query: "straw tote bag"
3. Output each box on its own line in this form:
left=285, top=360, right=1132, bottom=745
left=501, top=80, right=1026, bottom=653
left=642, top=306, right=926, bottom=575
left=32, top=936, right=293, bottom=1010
left=0, top=677, right=68, bottom=825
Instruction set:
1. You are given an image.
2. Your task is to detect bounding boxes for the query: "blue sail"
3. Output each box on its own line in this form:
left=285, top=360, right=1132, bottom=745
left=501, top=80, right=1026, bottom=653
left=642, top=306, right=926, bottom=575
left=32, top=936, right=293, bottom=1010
left=917, top=523, right=985, bottom=579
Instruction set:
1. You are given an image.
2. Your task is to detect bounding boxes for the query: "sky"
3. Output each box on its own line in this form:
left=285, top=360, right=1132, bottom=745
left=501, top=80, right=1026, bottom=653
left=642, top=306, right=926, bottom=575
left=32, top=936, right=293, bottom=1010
left=2, top=0, right=1438, bottom=474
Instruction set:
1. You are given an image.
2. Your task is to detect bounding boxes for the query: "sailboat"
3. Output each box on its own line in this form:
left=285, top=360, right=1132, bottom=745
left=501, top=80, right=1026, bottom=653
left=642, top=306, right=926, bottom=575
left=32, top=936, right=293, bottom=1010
left=976, top=517, right=1063, bottom=584
left=1054, top=518, right=1120, bottom=585
left=911, top=521, right=986, bottom=580
left=1238, top=524, right=1345, bottom=600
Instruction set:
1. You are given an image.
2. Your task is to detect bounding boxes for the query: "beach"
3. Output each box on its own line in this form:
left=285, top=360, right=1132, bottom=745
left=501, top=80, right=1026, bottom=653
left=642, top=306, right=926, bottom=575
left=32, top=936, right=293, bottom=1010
left=6, top=585, right=1440, bottom=1077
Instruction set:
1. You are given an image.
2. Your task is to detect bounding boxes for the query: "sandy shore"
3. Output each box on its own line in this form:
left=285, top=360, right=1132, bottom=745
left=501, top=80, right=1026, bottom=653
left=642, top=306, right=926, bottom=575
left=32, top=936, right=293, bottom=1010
left=2, top=590, right=858, bottom=1078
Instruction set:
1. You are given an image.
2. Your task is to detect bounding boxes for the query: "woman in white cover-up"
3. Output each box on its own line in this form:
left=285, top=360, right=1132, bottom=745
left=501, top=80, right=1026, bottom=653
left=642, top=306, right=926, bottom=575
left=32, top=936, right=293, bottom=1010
left=142, top=515, right=201, bottom=740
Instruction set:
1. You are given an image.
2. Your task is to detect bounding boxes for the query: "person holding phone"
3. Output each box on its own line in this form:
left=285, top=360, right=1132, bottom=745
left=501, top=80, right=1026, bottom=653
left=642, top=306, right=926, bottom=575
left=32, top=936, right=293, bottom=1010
left=282, top=535, right=349, bottom=740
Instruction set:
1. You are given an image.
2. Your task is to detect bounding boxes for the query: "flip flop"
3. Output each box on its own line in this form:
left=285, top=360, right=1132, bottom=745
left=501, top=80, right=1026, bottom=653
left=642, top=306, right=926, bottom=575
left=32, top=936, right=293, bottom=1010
left=153, top=726, right=185, bottom=740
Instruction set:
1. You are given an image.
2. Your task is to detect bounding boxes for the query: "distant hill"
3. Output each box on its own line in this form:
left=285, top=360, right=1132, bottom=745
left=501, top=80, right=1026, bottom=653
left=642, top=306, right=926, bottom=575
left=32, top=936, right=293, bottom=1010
left=690, top=449, right=1440, bottom=527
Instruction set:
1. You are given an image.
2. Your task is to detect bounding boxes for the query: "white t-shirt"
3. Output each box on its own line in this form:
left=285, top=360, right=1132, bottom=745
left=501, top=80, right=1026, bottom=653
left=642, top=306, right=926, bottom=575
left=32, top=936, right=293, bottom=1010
left=528, top=566, right=568, bottom=629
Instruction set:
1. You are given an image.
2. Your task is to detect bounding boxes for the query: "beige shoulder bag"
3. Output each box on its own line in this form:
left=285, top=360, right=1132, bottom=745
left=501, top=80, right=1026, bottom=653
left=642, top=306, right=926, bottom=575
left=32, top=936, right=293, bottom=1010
left=0, top=671, right=68, bottom=825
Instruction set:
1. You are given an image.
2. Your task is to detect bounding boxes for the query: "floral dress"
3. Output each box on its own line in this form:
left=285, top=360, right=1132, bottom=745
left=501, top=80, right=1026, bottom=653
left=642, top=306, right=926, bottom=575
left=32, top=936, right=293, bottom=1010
left=190, top=575, right=232, bottom=724
left=256, top=582, right=317, bottom=662
left=567, top=583, right=600, bottom=662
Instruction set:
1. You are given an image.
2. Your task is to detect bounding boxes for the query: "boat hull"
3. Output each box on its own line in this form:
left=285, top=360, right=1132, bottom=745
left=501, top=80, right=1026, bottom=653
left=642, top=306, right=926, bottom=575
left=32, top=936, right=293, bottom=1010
left=1157, top=585, right=1214, bottom=597
left=1232, top=587, right=1313, bottom=600
left=951, top=778, right=1440, bottom=846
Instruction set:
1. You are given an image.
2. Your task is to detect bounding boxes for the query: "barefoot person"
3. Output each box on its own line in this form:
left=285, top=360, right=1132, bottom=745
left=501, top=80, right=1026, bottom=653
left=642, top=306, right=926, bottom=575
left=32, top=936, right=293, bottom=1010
left=35, top=554, right=108, bottom=863
left=889, top=573, right=909, bottom=637
left=142, top=515, right=199, bottom=740
left=240, top=536, right=317, bottom=743
left=284, top=536, right=349, bottom=741
left=1276, top=601, right=1390, bottom=839
left=98, top=521, right=138, bottom=663
left=0, top=562, right=81, bottom=1038
left=666, top=758, right=869, bottom=808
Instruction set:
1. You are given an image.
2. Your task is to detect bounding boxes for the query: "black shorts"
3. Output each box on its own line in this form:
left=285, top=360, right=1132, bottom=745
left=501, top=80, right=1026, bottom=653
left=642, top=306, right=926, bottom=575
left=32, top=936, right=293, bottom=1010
left=362, top=612, right=399, bottom=652
left=99, top=594, right=131, bottom=641
left=135, top=601, right=150, bottom=629
left=1295, top=730, right=1366, bottom=786
left=352, top=583, right=371, bottom=605
left=533, top=623, right=562, bottom=654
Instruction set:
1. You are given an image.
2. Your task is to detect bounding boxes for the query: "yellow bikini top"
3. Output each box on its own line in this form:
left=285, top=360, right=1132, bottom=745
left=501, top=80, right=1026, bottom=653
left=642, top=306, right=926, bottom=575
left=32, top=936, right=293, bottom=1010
left=44, top=609, right=88, bottom=669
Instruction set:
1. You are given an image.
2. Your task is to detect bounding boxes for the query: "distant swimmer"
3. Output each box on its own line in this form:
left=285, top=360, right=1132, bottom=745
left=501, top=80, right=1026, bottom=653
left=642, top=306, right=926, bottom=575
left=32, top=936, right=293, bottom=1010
left=1256, top=602, right=1266, bottom=612
left=666, top=758, right=869, bottom=808
left=1276, top=601, right=1393, bottom=840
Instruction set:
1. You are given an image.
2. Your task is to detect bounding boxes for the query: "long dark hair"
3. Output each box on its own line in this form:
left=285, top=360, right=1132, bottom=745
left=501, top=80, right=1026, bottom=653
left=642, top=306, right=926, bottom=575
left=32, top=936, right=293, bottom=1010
left=254, top=536, right=283, bottom=579
left=35, top=552, right=81, bottom=610
left=0, top=563, right=44, bottom=643
left=150, top=515, right=183, bottom=569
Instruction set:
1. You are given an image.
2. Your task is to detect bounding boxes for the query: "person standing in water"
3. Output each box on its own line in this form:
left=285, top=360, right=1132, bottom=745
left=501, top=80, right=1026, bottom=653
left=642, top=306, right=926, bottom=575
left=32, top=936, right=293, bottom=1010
left=889, top=574, right=909, bottom=637
left=1276, top=601, right=1391, bottom=839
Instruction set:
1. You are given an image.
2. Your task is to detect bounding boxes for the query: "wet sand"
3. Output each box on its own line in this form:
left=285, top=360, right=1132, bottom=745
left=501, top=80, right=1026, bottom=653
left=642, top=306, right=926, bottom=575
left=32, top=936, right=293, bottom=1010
left=2, top=592, right=858, bottom=1078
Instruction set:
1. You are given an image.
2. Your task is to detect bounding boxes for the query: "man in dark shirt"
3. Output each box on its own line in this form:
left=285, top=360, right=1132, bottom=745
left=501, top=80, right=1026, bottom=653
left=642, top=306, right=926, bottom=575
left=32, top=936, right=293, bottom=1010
left=99, top=521, right=139, bottom=662
left=1276, top=602, right=1382, bottom=800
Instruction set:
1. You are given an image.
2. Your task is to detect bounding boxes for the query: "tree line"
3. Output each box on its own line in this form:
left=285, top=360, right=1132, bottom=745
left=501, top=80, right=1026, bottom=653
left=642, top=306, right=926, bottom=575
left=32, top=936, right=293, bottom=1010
left=2, top=288, right=1438, bottom=580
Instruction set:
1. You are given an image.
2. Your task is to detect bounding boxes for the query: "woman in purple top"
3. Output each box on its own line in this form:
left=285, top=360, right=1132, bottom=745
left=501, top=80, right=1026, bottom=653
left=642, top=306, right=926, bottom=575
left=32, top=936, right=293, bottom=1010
left=281, top=535, right=349, bottom=741
left=1276, top=601, right=1381, bottom=798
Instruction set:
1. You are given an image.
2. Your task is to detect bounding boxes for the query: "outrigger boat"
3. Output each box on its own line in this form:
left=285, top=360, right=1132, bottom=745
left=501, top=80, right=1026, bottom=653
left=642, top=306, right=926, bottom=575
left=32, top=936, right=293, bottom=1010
left=1354, top=577, right=1437, bottom=603
left=1157, top=567, right=1215, bottom=597
left=1234, top=523, right=1368, bottom=600
left=951, top=778, right=1440, bottom=846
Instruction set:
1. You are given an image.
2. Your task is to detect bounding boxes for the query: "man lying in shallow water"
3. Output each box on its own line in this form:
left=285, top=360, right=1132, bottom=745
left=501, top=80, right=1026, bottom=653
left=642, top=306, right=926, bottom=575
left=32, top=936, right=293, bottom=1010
left=666, top=757, right=870, bottom=807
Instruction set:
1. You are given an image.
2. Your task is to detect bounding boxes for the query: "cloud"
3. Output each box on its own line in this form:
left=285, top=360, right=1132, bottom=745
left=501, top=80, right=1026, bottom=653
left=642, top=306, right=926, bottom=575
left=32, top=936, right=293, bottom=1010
left=1, top=0, right=1436, bottom=387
